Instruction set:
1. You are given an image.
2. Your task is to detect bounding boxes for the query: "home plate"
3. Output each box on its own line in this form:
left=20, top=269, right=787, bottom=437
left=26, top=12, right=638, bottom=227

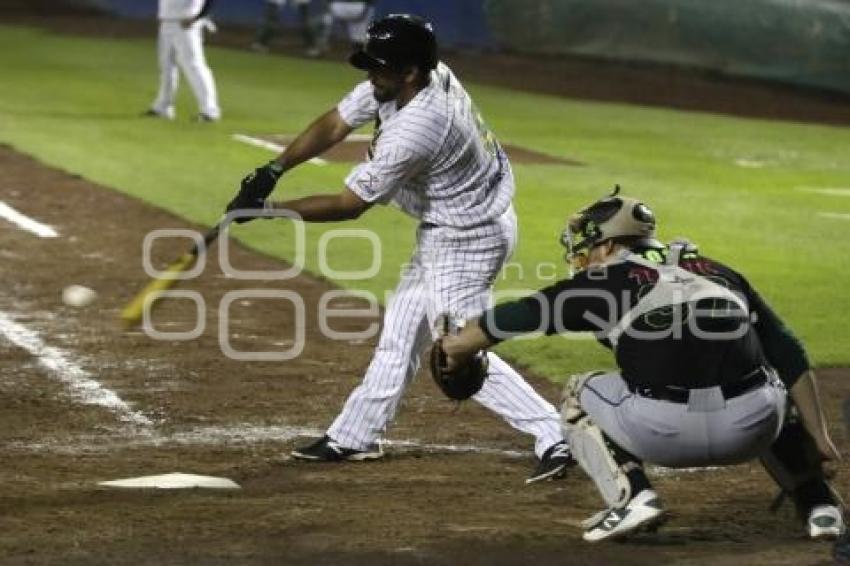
left=98, top=473, right=240, bottom=490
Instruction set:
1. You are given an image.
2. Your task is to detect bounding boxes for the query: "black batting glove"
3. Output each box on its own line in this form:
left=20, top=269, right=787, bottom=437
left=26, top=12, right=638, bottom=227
left=241, top=160, right=284, bottom=201
left=225, top=193, right=268, bottom=224
left=225, top=160, right=284, bottom=223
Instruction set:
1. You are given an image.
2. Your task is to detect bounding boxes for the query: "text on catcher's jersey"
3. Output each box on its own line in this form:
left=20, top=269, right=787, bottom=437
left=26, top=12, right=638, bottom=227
left=481, top=247, right=809, bottom=390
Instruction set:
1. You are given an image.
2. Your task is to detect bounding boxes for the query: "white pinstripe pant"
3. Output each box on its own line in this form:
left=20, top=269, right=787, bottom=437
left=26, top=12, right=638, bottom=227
left=327, top=207, right=564, bottom=457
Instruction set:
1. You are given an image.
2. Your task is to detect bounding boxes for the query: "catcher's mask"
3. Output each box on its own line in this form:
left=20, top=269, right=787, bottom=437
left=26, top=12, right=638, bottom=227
left=560, top=186, right=661, bottom=272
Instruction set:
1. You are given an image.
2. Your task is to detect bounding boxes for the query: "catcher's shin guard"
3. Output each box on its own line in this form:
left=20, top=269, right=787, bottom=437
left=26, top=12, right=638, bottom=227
left=561, top=370, right=644, bottom=509
left=568, top=415, right=637, bottom=508
left=560, top=371, right=606, bottom=424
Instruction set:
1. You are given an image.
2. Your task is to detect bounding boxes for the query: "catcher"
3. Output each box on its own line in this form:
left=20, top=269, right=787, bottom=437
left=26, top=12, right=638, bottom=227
left=434, top=188, right=844, bottom=542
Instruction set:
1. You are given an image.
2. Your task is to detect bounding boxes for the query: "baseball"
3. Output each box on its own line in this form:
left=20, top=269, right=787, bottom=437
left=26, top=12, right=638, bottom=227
left=62, top=284, right=98, bottom=308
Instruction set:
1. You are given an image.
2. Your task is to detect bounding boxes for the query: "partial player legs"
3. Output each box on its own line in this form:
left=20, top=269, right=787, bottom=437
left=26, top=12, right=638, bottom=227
left=422, top=214, right=566, bottom=463
left=325, top=261, right=432, bottom=450
left=473, top=354, right=563, bottom=459
left=173, top=22, right=221, bottom=120
left=575, top=372, right=784, bottom=467
left=309, top=10, right=333, bottom=57
left=329, top=1, right=374, bottom=49
left=762, top=411, right=847, bottom=540
left=561, top=370, right=819, bottom=541
left=319, top=215, right=566, bottom=465
left=252, top=1, right=282, bottom=50
left=150, top=24, right=178, bottom=119
left=561, top=372, right=666, bottom=541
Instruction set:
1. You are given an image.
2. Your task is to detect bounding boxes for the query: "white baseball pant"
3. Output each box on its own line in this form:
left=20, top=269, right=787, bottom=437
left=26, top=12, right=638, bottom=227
left=151, top=20, right=220, bottom=119
left=327, top=207, right=564, bottom=458
left=328, top=2, right=374, bottom=45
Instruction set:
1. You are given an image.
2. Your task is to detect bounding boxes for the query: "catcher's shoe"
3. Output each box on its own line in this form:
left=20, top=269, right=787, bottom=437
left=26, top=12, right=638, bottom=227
left=582, top=489, right=665, bottom=543
left=290, top=435, right=383, bottom=462
left=808, top=505, right=846, bottom=540
left=526, top=441, right=575, bottom=484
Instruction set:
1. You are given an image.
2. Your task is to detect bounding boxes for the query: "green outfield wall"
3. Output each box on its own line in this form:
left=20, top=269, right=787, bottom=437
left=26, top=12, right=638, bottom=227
left=485, top=0, right=850, bottom=95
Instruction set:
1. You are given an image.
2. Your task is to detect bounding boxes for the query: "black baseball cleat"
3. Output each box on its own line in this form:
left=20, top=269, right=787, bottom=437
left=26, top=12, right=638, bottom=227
left=290, top=435, right=383, bottom=462
left=141, top=108, right=174, bottom=120
left=526, top=441, right=575, bottom=484
left=193, top=113, right=219, bottom=123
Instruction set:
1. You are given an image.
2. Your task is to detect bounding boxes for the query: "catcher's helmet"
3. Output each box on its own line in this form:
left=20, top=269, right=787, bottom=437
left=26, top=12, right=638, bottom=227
left=349, top=14, right=438, bottom=73
left=561, top=186, right=661, bottom=261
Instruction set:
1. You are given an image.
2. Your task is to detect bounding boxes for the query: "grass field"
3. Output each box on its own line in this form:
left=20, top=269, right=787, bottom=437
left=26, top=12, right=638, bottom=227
left=2, top=23, right=849, bottom=378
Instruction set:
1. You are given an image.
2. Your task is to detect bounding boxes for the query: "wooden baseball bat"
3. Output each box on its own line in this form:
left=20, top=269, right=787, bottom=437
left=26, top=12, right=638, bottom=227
left=119, top=222, right=222, bottom=327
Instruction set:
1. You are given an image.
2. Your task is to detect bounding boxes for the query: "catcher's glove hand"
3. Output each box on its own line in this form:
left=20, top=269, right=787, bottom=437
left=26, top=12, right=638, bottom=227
left=429, top=317, right=488, bottom=401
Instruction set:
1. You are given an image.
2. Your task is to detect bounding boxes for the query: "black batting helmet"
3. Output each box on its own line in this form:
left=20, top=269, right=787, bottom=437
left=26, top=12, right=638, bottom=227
left=349, top=14, right=438, bottom=73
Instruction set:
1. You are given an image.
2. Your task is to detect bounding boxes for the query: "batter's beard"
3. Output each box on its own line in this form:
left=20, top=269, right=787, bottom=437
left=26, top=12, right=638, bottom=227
left=372, top=85, right=399, bottom=103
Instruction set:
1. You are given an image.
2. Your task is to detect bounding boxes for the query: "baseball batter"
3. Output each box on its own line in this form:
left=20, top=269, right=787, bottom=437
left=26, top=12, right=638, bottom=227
left=439, top=190, right=845, bottom=542
left=225, top=14, right=572, bottom=482
left=145, top=0, right=221, bottom=121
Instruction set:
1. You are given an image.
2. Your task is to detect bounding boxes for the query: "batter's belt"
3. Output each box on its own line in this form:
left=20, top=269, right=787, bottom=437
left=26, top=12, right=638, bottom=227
left=628, top=366, right=776, bottom=404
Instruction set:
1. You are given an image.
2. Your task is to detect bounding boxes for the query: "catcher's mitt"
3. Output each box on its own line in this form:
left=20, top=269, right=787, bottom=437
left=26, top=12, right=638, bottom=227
left=429, top=319, right=489, bottom=401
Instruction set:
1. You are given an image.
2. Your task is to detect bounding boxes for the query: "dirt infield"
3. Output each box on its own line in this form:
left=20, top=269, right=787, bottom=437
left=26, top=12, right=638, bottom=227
left=3, top=5, right=850, bottom=563
left=1, top=147, right=848, bottom=565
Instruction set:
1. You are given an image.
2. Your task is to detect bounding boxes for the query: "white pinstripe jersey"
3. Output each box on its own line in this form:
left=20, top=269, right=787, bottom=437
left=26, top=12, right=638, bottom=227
left=338, top=63, right=514, bottom=229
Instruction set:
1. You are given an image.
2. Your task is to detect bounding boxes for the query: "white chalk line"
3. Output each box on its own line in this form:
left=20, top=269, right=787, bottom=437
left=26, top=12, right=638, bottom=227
left=797, top=187, right=850, bottom=197
left=5, top=420, right=716, bottom=478
left=0, top=201, right=58, bottom=238
left=791, top=186, right=850, bottom=221
left=6, top=424, right=525, bottom=458
left=0, top=304, right=719, bottom=474
left=0, top=310, right=716, bottom=475
left=232, top=133, right=327, bottom=166
left=0, top=311, right=151, bottom=427
left=818, top=212, right=850, bottom=221
left=734, top=158, right=766, bottom=169
left=165, top=424, right=527, bottom=458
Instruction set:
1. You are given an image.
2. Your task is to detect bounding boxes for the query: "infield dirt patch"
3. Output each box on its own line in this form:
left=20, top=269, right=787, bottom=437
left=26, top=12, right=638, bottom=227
left=1, top=146, right=848, bottom=564
left=2, top=4, right=850, bottom=563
